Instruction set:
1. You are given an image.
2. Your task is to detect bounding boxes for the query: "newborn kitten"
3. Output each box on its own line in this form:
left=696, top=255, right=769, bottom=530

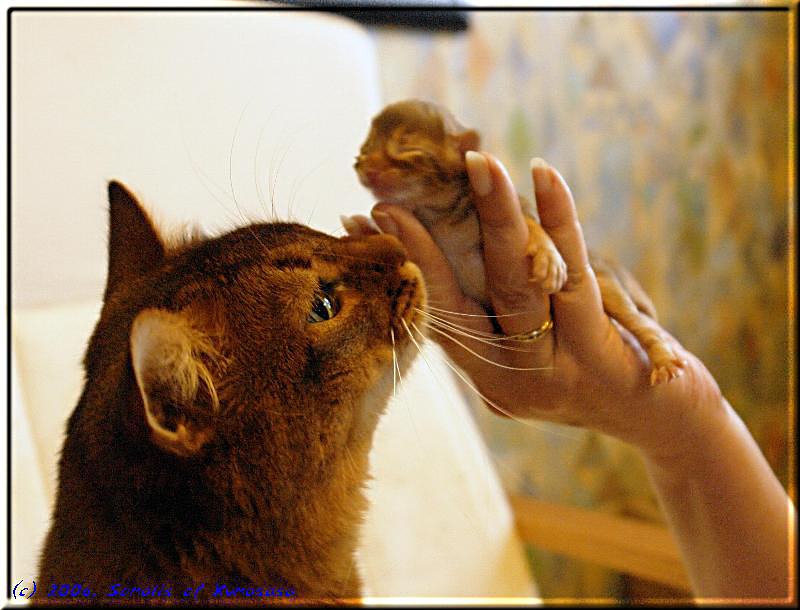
left=353, top=99, right=684, bottom=385
left=38, top=181, right=426, bottom=602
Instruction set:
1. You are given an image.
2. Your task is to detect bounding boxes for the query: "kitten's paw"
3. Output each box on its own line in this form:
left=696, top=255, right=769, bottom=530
left=648, top=345, right=688, bottom=385
left=528, top=246, right=568, bottom=295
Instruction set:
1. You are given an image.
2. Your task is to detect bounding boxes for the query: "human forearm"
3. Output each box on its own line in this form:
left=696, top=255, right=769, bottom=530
left=643, top=398, right=794, bottom=600
left=357, top=155, right=794, bottom=601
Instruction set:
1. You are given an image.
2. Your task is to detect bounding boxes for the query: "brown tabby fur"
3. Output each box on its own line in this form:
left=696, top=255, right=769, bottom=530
left=38, top=181, right=426, bottom=603
left=355, top=99, right=684, bottom=384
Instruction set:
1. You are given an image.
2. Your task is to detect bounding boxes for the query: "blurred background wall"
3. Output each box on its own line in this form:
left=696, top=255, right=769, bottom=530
left=365, top=9, right=790, bottom=600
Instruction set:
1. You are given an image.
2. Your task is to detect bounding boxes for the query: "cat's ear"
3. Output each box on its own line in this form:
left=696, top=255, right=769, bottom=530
left=130, top=308, right=220, bottom=457
left=454, top=129, right=481, bottom=155
left=105, top=181, right=165, bottom=300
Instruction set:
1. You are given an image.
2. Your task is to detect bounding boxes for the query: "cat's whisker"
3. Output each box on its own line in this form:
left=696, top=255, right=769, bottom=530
left=252, top=100, right=285, bottom=222
left=419, top=307, right=561, bottom=349
left=230, top=210, right=274, bottom=263
left=418, top=312, right=502, bottom=344
left=405, top=320, right=580, bottom=441
left=404, top=333, right=502, bottom=528
left=286, top=150, right=335, bottom=227
left=420, top=313, right=542, bottom=353
left=267, top=131, right=294, bottom=221
left=416, top=307, right=485, bottom=327
left=306, top=195, right=322, bottom=228
left=390, top=328, right=397, bottom=398
left=416, top=308, right=517, bottom=338
left=426, top=303, right=550, bottom=320
left=253, top=115, right=275, bottom=221
left=267, top=147, right=278, bottom=219
left=397, top=319, right=486, bottom=538
left=269, top=138, right=294, bottom=221
left=221, top=101, right=280, bottom=258
left=399, top=319, right=424, bottom=356
left=416, top=308, right=499, bottom=338
left=227, top=102, right=252, bottom=224
left=266, top=119, right=319, bottom=223
left=416, top=308, right=529, bottom=343
left=424, top=324, right=551, bottom=371
left=178, top=125, right=240, bottom=227
left=391, top=323, right=427, bottom=476
left=413, top=297, right=457, bottom=313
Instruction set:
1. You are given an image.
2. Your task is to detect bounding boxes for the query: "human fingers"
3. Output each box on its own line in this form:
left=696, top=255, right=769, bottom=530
left=466, top=151, right=550, bottom=337
left=529, top=158, right=608, bottom=349
left=370, top=203, right=487, bottom=332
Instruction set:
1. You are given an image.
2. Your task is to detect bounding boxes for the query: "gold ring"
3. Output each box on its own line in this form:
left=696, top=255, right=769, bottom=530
left=506, top=317, right=553, bottom=342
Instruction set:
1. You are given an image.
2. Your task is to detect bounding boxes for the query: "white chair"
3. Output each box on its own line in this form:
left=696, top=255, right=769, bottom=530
left=9, top=9, right=537, bottom=600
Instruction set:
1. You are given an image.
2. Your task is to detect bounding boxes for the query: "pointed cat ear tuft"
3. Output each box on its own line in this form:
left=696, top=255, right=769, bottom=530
left=455, top=129, right=481, bottom=155
left=130, top=308, right=221, bottom=457
left=105, top=180, right=165, bottom=300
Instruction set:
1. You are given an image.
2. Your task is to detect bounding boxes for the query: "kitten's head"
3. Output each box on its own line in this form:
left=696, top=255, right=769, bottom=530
left=77, top=182, right=425, bottom=514
left=354, top=99, right=480, bottom=211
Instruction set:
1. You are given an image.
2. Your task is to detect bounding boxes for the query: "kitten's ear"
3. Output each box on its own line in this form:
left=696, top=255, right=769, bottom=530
left=130, top=308, right=220, bottom=457
left=455, top=129, right=481, bottom=155
left=105, top=181, right=165, bottom=300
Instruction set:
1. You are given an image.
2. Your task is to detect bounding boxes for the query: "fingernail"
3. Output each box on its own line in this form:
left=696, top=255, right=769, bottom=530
left=340, top=214, right=358, bottom=235
left=371, top=210, right=398, bottom=237
left=530, top=157, right=551, bottom=194
left=465, top=150, right=492, bottom=197
left=357, top=214, right=381, bottom=233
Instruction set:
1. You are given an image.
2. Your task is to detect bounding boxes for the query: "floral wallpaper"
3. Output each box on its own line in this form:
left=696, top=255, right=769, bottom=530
left=368, top=9, right=790, bottom=599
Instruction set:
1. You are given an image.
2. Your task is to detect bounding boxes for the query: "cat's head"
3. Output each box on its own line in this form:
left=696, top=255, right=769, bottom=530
left=82, top=182, right=425, bottom=493
left=354, top=99, right=480, bottom=211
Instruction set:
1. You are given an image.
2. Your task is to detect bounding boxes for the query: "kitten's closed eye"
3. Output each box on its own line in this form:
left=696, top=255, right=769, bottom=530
left=389, top=140, right=427, bottom=158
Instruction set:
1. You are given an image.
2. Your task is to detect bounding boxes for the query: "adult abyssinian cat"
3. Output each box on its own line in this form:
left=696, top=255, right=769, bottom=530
left=38, top=181, right=426, bottom=602
left=353, top=99, right=684, bottom=385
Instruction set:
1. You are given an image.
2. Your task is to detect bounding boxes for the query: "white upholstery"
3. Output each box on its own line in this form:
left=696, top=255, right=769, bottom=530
left=10, top=9, right=536, bottom=599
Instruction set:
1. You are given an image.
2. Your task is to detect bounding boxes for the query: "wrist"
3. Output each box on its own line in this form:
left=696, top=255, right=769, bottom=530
left=638, top=393, right=734, bottom=476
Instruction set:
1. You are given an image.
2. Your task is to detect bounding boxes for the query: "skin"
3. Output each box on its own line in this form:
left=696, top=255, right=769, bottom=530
left=346, top=152, right=794, bottom=600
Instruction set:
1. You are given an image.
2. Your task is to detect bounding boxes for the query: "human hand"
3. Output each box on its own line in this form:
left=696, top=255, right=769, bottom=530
left=347, top=153, right=728, bottom=468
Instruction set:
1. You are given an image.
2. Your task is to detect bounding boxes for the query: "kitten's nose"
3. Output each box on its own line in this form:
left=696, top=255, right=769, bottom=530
left=365, top=169, right=382, bottom=185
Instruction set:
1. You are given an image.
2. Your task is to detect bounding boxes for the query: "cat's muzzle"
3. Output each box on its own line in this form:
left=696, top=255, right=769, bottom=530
left=391, top=260, right=426, bottom=341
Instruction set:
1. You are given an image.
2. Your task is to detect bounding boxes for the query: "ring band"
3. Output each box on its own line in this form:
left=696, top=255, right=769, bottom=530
left=506, top=317, right=553, bottom=342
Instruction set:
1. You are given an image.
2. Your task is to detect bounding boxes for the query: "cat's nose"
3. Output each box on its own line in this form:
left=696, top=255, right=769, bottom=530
left=371, top=233, right=407, bottom=264
left=391, top=260, right=426, bottom=337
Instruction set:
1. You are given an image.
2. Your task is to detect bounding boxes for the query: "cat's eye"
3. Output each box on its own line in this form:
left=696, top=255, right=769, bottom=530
left=308, top=288, right=340, bottom=323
